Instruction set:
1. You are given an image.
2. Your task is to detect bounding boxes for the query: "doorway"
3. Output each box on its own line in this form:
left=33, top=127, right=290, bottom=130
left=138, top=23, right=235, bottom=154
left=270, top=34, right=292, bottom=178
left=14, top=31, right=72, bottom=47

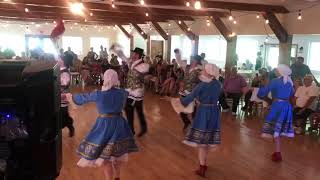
left=151, top=40, right=164, bottom=60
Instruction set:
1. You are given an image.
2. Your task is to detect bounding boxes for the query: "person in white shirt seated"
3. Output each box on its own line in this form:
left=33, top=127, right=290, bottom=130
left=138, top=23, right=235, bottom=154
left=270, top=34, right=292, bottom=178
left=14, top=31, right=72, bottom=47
left=293, top=74, right=320, bottom=134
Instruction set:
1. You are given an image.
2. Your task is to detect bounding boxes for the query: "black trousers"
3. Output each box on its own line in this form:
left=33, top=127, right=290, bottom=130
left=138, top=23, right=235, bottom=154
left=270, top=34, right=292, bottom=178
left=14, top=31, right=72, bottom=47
left=243, top=90, right=253, bottom=109
left=293, top=107, right=314, bottom=127
left=179, top=106, right=197, bottom=126
left=61, top=106, right=74, bottom=130
left=219, top=92, right=242, bottom=113
left=125, top=98, right=147, bottom=134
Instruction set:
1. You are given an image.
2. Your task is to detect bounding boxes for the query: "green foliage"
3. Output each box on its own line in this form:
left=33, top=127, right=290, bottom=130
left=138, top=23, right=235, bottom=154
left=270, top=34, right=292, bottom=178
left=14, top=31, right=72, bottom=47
left=2, top=48, right=16, bottom=59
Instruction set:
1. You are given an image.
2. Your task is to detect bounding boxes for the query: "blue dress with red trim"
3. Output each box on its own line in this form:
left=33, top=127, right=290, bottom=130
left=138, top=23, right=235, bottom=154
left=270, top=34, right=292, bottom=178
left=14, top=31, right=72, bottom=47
left=72, top=88, right=138, bottom=161
left=258, top=77, right=295, bottom=137
left=181, top=79, right=222, bottom=147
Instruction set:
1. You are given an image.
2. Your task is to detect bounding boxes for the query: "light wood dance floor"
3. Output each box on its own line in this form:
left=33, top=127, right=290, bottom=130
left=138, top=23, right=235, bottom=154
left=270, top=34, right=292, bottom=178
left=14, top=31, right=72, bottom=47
left=58, top=88, right=320, bottom=180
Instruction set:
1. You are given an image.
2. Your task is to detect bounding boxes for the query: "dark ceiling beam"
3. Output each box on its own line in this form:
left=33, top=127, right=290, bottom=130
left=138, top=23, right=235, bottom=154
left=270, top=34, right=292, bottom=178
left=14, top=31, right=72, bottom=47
left=262, top=12, right=289, bottom=43
left=0, top=10, right=168, bottom=24
left=117, top=24, right=132, bottom=39
left=175, top=20, right=197, bottom=40
left=0, top=4, right=194, bottom=21
left=0, top=14, right=147, bottom=26
left=0, top=1, right=227, bottom=17
left=210, top=16, right=233, bottom=42
left=131, top=23, right=148, bottom=39
left=115, top=0, right=289, bottom=13
left=151, top=21, right=168, bottom=40
left=0, top=16, right=127, bottom=26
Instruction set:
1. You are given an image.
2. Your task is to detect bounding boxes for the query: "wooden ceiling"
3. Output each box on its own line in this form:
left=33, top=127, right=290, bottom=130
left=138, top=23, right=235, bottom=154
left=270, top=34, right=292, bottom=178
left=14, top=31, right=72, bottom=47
left=0, top=0, right=289, bottom=25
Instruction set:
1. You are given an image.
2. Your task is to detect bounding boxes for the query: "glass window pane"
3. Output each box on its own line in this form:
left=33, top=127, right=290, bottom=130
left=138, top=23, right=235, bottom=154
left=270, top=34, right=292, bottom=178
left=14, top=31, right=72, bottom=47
left=0, top=34, right=25, bottom=56
left=309, top=42, right=320, bottom=71
left=171, top=35, right=192, bottom=63
left=89, top=37, right=109, bottom=54
left=267, top=46, right=279, bottom=68
left=43, top=38, right=57, bottom=55
left=62, top=36, right=83, bottom=55
left=28, top=37, right=41, bottom=51
left=199, top=35, right=226, bottom=68
left=236, top=37, right=259, bottom=65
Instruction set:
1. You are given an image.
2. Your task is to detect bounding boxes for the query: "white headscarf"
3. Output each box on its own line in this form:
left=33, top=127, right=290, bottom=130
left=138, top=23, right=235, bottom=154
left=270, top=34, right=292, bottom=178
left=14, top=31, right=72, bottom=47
left=199, top=63, right=220, bottom=82
left=101, top=69, right=120, bottom=91
left=277, top=64, right=293, bottom=85
left=205, top=63, right=220, bottom=79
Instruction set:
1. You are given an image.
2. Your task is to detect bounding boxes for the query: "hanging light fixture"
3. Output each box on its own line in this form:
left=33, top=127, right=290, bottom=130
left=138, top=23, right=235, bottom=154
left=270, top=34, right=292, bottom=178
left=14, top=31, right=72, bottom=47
left=298, top=10, right=302, bottom=20
left=256, top=14, right=260, bottom=19
left=228, top=10, right=233, bottom=21
left=70, top=2, right=85, bottom=15
left=90, top=12, right=93, bottom=16
left=194, top=1, right=201, bottom=10
left=140, top=0, right=145, bottom=6
left=265, top=19, right=269, bottom=24
left=186, top=1, right=190, bottom=7
left=206, top=19, right=210, bottom=26
left=265, top=36, right=269, bottom=43
left=233, top=20, right=237, bottom=24
left=24, top=8, right=29, bottom=13
left=111, top=0, right=115, bottom=8
left=145, top=12, right=149, bottom=17
left=168, top=23, right=171, bottom=26
left=228, top=32, right=236, bottom=37
left=178, top=20, right=182, bottom=24
left=187, top=27, right=191, bottom=31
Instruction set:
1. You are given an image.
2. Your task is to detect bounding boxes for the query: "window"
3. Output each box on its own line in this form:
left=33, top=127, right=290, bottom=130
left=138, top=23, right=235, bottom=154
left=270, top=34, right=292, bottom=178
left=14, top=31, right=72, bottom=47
left=171, top=35, right=192, bottom=63
left=236, top=37, right=259, bottom=64
left=308, top=42, right=320, bottom=71
left=43, top=38, right=57, bottom=54
left=266, top=46, right=279, bottom=68
left=90, top=37, right=109, bottom=54
left=0, top=34, right=25, bottom=56
left=199, top=35, right=227, bottom=68
left=62, top=36, right=83, bottom=55
left=117, top=33, right=130, bottom=57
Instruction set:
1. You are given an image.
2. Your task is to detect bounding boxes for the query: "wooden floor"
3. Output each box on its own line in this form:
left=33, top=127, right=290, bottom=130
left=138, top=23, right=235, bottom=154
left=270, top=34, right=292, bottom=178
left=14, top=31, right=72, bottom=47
left=58, top=88, right=320, bottom=180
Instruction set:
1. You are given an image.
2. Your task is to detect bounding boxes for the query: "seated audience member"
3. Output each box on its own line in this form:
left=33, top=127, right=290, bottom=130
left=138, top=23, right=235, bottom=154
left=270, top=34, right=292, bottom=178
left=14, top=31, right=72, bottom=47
left=81, top=57, right=91, bottom=84
left=87, top=47, right=98, bottom=63
left=291, top=56, right=319, bottom=86
left=293, top=78, right=303, bottom=91
left=110, top=55, right=120, bottom=66
left=159, top=65, right=177, bottom=96
left=293, top=74, right=320, bottom=134
left=220, top=67, right=248, bottom=115
left=242, top=73, right=261, bottom=111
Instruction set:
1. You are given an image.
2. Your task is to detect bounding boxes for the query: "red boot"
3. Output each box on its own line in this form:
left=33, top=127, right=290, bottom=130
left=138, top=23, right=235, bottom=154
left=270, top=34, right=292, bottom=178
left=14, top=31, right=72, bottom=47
left=271, top=152, right=282, bottom=162
left=195, top=164, right=208, bottom=177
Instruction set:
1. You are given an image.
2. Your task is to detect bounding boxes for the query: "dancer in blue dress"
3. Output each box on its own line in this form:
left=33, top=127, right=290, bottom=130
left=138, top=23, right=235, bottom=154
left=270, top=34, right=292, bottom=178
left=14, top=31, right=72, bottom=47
left=171, top=63, right=221, bottom=177
left=258, top=64, right=294, bottom=162
left=66, top=69, right=138, bottom=180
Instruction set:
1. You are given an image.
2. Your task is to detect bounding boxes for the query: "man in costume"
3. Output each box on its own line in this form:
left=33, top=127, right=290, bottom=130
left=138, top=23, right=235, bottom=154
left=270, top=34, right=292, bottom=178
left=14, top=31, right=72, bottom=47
left=174, top=48, right=203, bottom=130
left=114, top=46, right=150, bottom=137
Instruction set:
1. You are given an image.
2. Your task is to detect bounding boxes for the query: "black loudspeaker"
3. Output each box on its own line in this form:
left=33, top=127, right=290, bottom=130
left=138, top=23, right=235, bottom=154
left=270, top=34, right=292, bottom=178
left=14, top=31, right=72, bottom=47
left=0, top=60, right=62, bottom=180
